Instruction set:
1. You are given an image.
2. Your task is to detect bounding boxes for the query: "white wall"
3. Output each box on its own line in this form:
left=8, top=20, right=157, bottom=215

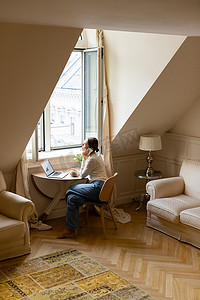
left=103, top=30, right=186, bottom=139
left=110, top=37, right=200, bottom=157
left=169, top=97, right=200, bottom=137
left=75, top=29, right=97, bottom=49
left=101, top=32, right=200, bottom=205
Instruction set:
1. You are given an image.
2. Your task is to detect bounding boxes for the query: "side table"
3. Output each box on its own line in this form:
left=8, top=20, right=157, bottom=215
left=134, top=170, right=162, bottom=211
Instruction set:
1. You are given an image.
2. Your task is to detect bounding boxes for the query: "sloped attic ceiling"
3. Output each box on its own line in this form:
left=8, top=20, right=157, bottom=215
left=111, top=37, right=200, bottom=156
left=0, top=23, right=82, bottom=173
left=0, top=0, right=200, bottom=36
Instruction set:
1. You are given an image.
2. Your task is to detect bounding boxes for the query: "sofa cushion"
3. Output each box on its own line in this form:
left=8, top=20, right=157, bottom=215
left=147, top=194, right=200, bottom=223
left=180, top=207, right=200, bottom=230
left=0, top=214, right=25, bottom=243
left=180, top=160, right=200, bottom=199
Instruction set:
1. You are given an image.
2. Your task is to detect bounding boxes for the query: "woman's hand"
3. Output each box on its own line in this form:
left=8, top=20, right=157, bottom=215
left=82, top=153, right=88, bottom=160
left=81, top=140, right=91, bottom=160
left=70, top=169, right=79, bottom=177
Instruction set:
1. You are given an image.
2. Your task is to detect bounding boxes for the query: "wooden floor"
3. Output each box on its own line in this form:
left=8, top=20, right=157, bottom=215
left=2, top=203, right=200, bottom=300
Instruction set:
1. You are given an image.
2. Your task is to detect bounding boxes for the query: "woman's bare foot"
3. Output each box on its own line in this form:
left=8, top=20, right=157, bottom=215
left=56, top=229, right=76, bottom=239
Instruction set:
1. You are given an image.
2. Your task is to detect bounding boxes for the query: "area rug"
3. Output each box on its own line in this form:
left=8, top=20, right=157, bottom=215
left=0, top=249, right=156, bottom=299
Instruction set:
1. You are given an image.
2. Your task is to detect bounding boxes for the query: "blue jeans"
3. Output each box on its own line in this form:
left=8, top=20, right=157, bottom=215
left=65, top=180, right=105, bottom=230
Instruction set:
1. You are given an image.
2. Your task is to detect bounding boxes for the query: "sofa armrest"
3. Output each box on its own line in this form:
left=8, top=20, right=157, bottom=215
left=0, top=191, right=35, bottom=222
left=146, top=176, right=184, bottom=200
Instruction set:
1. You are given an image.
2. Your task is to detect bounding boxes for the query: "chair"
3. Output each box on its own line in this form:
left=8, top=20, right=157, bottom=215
left=85, top=172, right=118, bottom=239
left=0, top=171, right=35, bottom=261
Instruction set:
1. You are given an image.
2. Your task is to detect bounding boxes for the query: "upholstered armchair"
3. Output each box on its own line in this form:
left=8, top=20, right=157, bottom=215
left=146, top=159, right=200, bottom=248
left=0, top=171, right=35, bottom=261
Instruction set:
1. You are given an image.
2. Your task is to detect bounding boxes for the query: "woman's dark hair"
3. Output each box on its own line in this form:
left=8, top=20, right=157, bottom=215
left=88, top=137, right=99, bottom=152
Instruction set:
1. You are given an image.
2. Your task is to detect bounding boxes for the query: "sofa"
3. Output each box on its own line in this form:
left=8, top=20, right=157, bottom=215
left=146, top=159, right=200, bottom=249
left=0, top=171, right=35, bottom=261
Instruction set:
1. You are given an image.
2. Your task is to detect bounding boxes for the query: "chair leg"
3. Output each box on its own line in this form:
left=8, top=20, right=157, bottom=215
left=107, top=203, right=118, bottom=229
left=100, top=206, right=106, bottom=239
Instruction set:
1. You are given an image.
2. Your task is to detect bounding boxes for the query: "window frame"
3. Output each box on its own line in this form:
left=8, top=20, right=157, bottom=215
left=28, top=47, right=103, bottom=162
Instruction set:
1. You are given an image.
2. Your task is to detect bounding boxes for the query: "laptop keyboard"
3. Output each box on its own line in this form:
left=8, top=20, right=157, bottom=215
left=53, top=172, right=62, bottom=176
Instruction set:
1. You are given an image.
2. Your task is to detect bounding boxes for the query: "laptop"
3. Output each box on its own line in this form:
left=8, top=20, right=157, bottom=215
left=41, top=160, right=68, bottom=179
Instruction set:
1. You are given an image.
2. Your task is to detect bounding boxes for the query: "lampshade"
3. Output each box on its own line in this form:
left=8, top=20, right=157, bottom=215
left=139, top=135, right=162, bottom=151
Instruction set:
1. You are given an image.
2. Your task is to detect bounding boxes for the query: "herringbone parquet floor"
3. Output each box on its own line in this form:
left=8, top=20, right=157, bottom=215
left=2, top=203, right=200, bottom=300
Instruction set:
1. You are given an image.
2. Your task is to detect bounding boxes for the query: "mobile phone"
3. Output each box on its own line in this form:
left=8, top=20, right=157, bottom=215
left=87, top=148, right=93, bottom=155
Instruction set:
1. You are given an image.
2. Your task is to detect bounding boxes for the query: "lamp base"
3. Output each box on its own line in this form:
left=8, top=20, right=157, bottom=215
left=145, top=167, right=155, bottom=177
left=146, top=151, right=154, bottom=176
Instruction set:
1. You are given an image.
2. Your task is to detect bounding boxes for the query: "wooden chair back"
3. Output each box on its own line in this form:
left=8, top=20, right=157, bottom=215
left=99, top=173, right=118, bottom=203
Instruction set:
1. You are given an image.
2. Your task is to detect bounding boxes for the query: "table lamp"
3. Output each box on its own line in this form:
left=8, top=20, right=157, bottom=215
left=139, top=134, right=162, bottom=176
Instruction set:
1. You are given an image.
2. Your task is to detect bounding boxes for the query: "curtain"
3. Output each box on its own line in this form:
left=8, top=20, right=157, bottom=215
left=97, top=30, right=116, bottom=205
left=15, top=151, right=32, bottom=199
left=97, top=30, right=113, bottom=177
left=96, top=30, right=131, bottom=223
left=12, top=151, right=52, bottom=230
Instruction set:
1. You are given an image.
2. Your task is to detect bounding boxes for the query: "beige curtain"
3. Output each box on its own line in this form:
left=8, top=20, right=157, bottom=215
left=15, top=151, right=32, bottom=199
left=11, top=151, right=38, bottom=222
left=97, top=30, right=114, bottom=176
left=96, top=30, right=131, bottom=223
left=12, top=151, right=52, bottom=230
left=97, top=30, right=116, bottom=205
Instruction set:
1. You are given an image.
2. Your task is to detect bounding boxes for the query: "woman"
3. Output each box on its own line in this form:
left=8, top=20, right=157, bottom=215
left=57, top=137, right=107, bottom=238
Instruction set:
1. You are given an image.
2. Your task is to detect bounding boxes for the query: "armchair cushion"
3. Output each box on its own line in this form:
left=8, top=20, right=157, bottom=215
left=0, top=214, right=25, bottom=249
left=147, top=194, right=200, bottom=223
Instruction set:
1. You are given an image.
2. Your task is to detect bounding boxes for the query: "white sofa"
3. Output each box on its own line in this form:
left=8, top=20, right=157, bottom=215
left=0, top=171, right=35, bottom=260
left=146, top=159, right=200, bottom=248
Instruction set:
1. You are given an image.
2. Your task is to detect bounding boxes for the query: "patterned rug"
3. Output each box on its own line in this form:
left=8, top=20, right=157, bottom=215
left=0, top=249, right=156, bottom=299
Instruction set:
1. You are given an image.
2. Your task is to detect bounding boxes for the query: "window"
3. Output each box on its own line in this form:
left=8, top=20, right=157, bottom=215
left=27, top=48, right=103, bottom=160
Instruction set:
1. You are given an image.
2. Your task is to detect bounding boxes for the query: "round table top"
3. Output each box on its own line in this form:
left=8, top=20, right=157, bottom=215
left=134, top=170, right=162, bottom=180
left=32, top=167, right=81, bottom=181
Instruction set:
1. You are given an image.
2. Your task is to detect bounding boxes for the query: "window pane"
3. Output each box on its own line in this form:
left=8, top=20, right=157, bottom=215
left=84, top=51, right=98, bottom=139
left=50, top=51, right=82, bottom=149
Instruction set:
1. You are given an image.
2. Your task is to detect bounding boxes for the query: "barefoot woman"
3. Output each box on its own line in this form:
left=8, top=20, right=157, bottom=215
left=57, top=137, right=107, bottom=238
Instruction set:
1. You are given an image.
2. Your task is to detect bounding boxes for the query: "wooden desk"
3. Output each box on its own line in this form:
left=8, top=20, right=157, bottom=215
left=32, top=170, right=87, bottom=221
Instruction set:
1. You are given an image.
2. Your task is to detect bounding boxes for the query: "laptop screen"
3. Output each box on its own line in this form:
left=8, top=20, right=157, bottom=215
left=41, top=160, right=54, bottom=176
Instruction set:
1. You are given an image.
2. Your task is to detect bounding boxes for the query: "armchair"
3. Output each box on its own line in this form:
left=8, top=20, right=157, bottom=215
left=0, top=171, right=35, bottom=261
left=146, top=159, right=200, bottom=248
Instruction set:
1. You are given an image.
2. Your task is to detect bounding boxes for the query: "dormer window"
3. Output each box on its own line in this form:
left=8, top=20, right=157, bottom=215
left=27, top=48, right=103, bottom=161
